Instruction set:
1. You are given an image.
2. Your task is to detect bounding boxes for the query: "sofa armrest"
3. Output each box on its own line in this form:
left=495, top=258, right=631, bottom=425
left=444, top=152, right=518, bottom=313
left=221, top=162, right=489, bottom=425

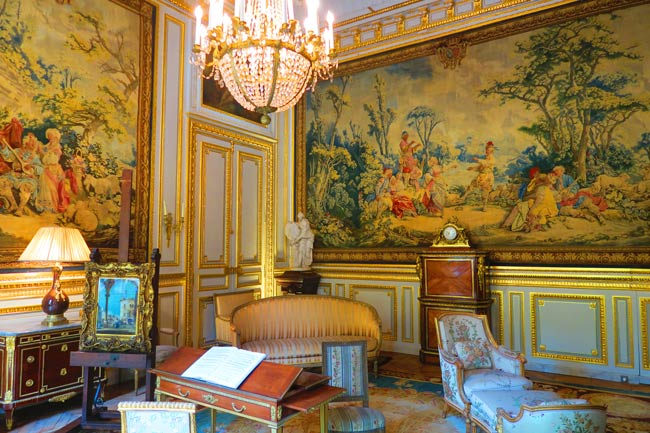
left=231, top=324, right=242, bottom=347
left=497, top=403, right=607, bottom=433
left=439, top=348, right=470, bottom=413
left=215, top=316, right=233, bottom=345
left=492, top=345, right=526, bottom=376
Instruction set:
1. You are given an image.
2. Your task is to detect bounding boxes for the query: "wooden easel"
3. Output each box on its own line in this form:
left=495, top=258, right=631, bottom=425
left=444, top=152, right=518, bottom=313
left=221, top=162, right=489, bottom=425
left=70, top=169, right=161, bottom=429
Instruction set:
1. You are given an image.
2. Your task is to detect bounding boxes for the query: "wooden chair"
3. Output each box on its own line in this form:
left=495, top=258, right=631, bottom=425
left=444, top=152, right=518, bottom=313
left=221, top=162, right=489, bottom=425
left=322, top=341, right=385, bottom=433
left=118, top=401, right=197, bottom=433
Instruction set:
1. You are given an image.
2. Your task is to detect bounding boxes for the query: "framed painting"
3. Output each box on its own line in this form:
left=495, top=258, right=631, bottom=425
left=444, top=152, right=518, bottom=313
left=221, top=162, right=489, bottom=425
left=80, top=261, right=155, bottom=353
left=202, top=74, right=265, bottom=124
left=296, top=0, right=650, bottom=265
left=0, top=0, right=153, bottom=265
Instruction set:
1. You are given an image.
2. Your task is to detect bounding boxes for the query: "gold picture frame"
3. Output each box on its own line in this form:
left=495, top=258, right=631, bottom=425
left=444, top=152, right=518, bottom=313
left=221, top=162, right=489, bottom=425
left=80, top=262, right=155, bottom=353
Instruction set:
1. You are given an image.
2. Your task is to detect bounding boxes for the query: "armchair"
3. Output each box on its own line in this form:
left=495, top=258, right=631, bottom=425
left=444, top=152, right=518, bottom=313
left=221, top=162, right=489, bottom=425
left=434, top=312, right=533, bottom=432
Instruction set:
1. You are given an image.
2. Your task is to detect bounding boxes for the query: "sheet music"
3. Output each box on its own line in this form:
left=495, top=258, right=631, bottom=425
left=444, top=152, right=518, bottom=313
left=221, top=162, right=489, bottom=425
left=181, top=346, right=267, bottom=389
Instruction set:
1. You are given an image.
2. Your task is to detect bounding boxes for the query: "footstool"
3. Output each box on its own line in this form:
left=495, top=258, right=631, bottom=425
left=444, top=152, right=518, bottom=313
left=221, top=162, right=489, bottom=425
left=469, top=389, right=607, bottom=433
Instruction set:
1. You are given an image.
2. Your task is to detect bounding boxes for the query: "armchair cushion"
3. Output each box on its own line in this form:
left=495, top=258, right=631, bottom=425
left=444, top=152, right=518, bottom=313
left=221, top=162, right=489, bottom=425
left=470, top=390, right=560, bottom=431
left=454, top=340, right=492, bottom=370
left=464, top=369, right=533, bottom=399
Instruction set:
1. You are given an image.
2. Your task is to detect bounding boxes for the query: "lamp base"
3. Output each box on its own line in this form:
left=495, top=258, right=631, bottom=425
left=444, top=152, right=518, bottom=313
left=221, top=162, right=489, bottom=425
left=41, top=314, right=69, bottom=327
left=41, top=270, right=70, bottom=327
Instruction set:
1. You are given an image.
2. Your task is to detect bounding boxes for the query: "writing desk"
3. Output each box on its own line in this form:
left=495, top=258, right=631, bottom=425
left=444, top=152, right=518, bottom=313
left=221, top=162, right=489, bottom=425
left=150, top=347, right=344, bottom=433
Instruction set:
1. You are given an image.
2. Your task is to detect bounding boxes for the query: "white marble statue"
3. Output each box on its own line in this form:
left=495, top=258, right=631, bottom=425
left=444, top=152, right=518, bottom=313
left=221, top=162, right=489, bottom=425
left=284, top=212, right=314, bottom=270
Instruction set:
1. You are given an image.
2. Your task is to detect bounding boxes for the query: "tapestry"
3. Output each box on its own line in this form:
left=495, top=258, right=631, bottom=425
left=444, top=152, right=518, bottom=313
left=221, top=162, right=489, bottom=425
left=0, top=0, right=153, bottom=256
left=301, top=2, right=650, bottom=255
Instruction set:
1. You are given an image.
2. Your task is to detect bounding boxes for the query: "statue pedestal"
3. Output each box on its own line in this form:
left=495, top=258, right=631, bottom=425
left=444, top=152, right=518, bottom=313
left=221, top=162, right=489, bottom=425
left=275, top=270, right=321, bottom=295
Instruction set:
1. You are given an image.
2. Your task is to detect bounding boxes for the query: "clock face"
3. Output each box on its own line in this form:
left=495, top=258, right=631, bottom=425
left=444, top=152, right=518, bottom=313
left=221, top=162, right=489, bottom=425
left=443, top=225, right=458, bottom=241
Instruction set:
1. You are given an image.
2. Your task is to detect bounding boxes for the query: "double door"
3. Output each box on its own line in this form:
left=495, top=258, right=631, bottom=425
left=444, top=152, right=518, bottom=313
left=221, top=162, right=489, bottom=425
left=189, top=121, right=273, bottom=346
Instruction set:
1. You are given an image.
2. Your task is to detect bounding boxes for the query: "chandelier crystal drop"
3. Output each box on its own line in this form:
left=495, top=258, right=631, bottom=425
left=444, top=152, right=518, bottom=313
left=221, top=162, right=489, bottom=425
left=192, top=0, right=337, bottom=125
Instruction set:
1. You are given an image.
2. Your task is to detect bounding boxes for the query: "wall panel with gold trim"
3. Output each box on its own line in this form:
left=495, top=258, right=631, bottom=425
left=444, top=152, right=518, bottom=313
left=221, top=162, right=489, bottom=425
left=490, top=266, right=650, bottom=384
left=313, top=263, right=420, bottom=354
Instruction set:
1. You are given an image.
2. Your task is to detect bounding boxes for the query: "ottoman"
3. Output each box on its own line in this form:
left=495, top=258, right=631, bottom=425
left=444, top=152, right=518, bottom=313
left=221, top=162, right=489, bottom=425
left=469, top=389, right=607, bottom=433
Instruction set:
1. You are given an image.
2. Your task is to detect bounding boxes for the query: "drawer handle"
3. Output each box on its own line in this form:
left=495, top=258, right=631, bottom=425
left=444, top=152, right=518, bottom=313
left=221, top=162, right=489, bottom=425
left=60, top=368, right=67, bottom=376
left=25, top=379, right=34, bottom=387
left=61, top=344, right=68, bottom=352
left=203, top=394, right=217, bottom=404
left=231, top=403, right=246, bottom=413
left=177, top=387, right=190, bottom=398
left=26, top=356, right=35, bottom=364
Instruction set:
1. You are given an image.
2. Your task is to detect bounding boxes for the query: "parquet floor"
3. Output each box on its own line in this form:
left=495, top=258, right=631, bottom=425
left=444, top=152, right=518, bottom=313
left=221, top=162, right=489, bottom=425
left=2, top=351, right=650, bottom=433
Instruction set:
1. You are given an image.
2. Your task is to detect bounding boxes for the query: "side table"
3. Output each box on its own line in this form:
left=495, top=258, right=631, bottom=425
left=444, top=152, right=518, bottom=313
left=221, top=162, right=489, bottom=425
left=0, top=316, right=91, bottom=430
left=275, top=270, right=321, bottom=294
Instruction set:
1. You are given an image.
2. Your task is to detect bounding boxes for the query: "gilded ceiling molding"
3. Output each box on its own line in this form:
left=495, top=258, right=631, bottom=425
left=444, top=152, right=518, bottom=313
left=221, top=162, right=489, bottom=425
left=333, top=0, right=596, bottom=62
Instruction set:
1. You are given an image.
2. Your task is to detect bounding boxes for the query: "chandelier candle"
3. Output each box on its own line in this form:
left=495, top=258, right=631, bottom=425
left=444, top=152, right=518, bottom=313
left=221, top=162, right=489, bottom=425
left=192, top=0, right=337, bottom=125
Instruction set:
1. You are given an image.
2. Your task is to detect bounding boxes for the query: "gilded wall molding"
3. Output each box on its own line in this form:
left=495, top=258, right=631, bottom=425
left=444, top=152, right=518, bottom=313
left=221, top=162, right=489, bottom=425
left=641, top=297, right=650, bottom=371
left=530, top=293, right=607, bottom=364
left=489, top=266, right=650, bottom=290
left=350, top=284, right=398, bottom=341
left=313, top=263, right=419, bottom=282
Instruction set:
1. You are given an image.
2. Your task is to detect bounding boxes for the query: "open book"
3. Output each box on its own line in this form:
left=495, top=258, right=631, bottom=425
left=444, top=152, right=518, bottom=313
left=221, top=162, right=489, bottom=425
left=181, top=346, right=266, bottom=389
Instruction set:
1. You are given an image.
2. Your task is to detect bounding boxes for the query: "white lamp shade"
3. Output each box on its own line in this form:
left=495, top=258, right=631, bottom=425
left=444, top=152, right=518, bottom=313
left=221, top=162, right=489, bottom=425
left=19, top=226, right=91, bottom=263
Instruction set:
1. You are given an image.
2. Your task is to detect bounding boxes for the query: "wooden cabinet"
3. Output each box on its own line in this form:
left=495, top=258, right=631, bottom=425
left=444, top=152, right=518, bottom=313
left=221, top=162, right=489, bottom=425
left=0, top=317, right=87, bottom=429
left=417, top=249, right=491, bottom=363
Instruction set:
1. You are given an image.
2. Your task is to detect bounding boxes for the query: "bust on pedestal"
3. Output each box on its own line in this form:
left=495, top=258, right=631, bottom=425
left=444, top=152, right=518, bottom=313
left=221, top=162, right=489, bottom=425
left=278, top=213, right=320, bottom=294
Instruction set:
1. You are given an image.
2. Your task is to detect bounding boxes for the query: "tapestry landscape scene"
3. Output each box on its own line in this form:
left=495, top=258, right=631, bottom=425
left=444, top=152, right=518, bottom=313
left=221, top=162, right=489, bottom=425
left=0, top=0, right=143, bottom=249
left=305, top=3, right=650, bottom=250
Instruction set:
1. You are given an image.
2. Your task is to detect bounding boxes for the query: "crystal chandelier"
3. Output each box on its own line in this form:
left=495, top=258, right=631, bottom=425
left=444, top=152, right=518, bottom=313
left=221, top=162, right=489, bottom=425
left=192, top=0, right=337, bottom=125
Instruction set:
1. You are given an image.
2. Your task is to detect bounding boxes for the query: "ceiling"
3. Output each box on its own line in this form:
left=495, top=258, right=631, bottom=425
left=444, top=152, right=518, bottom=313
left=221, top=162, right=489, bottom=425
left=294, top=0, right=401, bottom=25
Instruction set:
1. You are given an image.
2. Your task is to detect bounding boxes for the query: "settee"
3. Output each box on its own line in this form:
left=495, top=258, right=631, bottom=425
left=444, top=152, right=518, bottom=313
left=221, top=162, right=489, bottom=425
left=229, top=295, right=382, bottom=372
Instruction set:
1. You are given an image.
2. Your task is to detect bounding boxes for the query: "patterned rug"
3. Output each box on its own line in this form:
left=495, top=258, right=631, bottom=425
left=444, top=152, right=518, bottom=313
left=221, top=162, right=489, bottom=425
left=196, top=375, right=650, bottom=433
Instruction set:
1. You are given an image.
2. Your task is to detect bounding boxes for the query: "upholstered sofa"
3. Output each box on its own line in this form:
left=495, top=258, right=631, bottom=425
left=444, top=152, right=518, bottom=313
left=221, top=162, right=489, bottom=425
left=229, top=295, right=382, bottom=372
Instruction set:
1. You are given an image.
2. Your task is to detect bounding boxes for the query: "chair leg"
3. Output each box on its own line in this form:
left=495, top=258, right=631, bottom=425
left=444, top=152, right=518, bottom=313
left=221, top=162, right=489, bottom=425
left=134, top=369, right=140, bottom=395
left=374, top=358, right=378, bottom=377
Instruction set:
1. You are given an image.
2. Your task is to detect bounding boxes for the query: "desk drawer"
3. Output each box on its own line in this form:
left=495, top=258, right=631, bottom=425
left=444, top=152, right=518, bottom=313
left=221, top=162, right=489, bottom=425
left=158, top=380, right=278, bottom=421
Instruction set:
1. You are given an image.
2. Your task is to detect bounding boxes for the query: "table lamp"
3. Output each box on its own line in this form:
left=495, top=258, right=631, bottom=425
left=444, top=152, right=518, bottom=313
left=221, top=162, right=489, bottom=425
left=19, top=226, right=91, bottom=326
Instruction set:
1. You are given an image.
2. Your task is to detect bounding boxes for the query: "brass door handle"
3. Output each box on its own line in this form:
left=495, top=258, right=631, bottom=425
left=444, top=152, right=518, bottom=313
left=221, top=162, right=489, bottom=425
left=225, top=266, right=242, bottom=275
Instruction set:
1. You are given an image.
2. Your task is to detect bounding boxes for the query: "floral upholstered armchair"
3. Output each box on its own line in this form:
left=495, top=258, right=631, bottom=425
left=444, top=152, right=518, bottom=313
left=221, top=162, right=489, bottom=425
left=434, top=312, right=533, bottom=432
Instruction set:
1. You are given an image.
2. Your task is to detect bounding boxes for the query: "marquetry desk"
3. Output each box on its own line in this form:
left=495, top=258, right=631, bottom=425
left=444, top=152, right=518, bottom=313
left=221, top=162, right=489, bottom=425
left=151, top=347, right=344, bottom=433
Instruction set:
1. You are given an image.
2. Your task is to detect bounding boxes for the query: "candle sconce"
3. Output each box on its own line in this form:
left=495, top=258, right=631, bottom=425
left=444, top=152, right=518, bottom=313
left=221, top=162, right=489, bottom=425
left=163, top=212, right=184, bottom=248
